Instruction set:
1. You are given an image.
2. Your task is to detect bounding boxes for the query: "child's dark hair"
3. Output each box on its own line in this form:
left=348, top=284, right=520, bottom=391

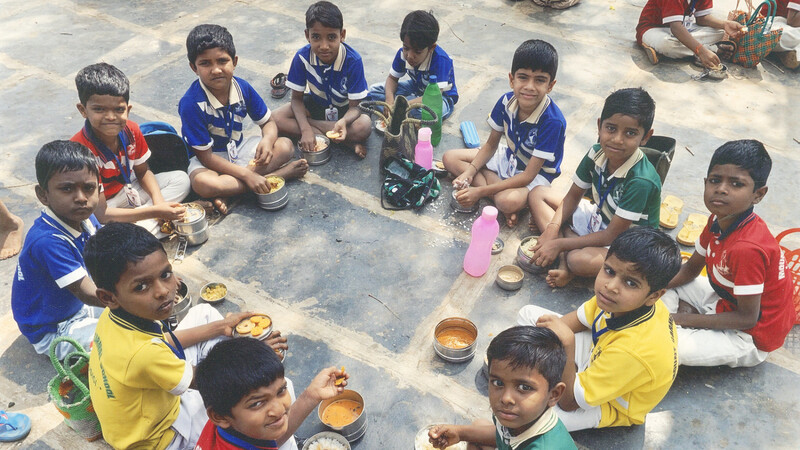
left=599, top=87, right=656, bottom=132
left=511, top=39, right=558, bottom=81
left=35, top=140, right=99, bottom=190
left=186, top=24, right=236, bottom=64
left=708, top=139, right=771, bottom=190
left=400, top=10, right=439, bottom=50
left=84, top=222, right=165, bottom=292
left=607, top=227, right=681, bottom=292
left=195, top=338, right=285, bottom=417
left=75, top=63, right=130, bottom=105
left=305, top=1, right=343, bottom=30
left=487, top=326, right=566, bottom=390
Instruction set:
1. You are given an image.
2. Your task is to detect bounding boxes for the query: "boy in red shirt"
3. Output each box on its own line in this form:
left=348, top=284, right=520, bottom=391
left=636, top=0, right=745, bottom=68
left=663, top=140, right=794, bottom=367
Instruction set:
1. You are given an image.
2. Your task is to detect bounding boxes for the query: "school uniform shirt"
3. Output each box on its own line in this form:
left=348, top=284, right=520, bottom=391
left=763, top=0, right=800, bottom=17
left=71, top=120, right=150, bottom=198
left=487, top=92, right=567, bottom=182
left=195, top=422, right=279, bottom=450
left=179, top=76, right=271, bottom=156
left=493, top=408, right=577, bottom=450
left=573, top=144, right=662, bottom=228
left=89, top=307, right=192, bottom=450
left=11, top=209, right=100, bottom=345
left=576, top=297, right=678, bottom=427
left=696, top=209, right=794, bottom=352
left=636, top=0, right=715, bottom=44
left=388, top=45, right=458, bottom=103
left=285, top=42, right=369, bottom=108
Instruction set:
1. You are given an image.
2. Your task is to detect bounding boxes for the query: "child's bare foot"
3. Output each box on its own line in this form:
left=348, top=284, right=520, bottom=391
left=192, top=200, right=215, bottom=216
left=0, top=214, right=24, bottom=260
left=354, top=144, right=367, bottom=159
left=212, top=198, right=230, bottom=215
left=271, top=159, right=309, bottom=180
left=506, top=213, right=518, bottom=228
left=546, top=268, right=574, bottom=288
left=528, top=216, right=540, bottom=234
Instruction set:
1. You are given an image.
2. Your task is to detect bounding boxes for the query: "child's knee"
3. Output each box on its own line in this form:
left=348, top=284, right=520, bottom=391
left=348, top=114, right=372, bottom=141
left=274, top=137, right=294, bottom=158
left=494, top=190, right=527, bottom=214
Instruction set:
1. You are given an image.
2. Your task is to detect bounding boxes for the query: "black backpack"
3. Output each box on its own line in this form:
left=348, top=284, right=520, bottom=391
left=140, top=121, right=190, bottom=174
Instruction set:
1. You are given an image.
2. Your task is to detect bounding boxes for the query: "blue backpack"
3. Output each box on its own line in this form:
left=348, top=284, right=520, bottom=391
left=139, top=121, right=190, bottom=174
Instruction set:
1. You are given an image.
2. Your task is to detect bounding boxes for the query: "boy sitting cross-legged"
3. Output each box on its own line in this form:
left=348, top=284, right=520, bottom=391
left=518, top=227, right=681, bottom=431
left=367, top=10, right=458, bottom=121
left=272, top=1, right=372, bottom=158
left=427, top=326, right=576, bottom=449
left=528, top=88, right=661, bottom=288
left=194, top=337, right=348, bottom=450
left=179, top=24, right=307, bottom=215
left=71, top=63, right=191, bottom=236
left=11, top=141, right=104, bottom=360
left=662, top=140, right=795, bottom=367
left=636, top=0, right=745, bottom=69
left=84, top=222, right=287, bottom=449
left=442, top=39, right=566, bottom=228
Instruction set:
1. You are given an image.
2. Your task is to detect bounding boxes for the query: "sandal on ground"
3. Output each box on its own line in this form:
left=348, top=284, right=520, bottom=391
left=641, top=43, right=659, bottom=65
left=677, top=213, right=709, bottom=246
left=659, top=194, right=683, bottom=229
left=270, top=73, right=288, bottom=99
left=779, top=50, right=799, bottom=70
left=713, top=41, right=737, bottom=62
left=0, top=410, right=32, bottom=442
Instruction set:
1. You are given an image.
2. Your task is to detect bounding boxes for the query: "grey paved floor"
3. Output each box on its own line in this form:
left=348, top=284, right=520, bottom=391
left=1, top=0, right=799, bottom=449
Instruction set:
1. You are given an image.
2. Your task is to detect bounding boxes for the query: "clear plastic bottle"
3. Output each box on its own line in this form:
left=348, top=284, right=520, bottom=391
left=421, top=75, right=443, bottom=147
left=463, top=206, right=500, bottom=277
left=414, top=127, right=433, bottom=170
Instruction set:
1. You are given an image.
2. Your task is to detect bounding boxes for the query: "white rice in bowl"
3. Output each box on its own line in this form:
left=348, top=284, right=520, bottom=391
left=414, top=426, right=468, bottom=450
left=307, top=437, right=348, bottom=450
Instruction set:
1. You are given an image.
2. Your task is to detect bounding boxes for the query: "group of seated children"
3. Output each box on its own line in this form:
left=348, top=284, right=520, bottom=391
left=636, top=0, right=800, bottom=70
left=7, top=0, right=796, bottom=448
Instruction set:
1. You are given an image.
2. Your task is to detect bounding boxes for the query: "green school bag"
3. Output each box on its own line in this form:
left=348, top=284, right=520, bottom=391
left=381, top=156, right=441, bottom=210
left=47, top=337, right=103, bottom=441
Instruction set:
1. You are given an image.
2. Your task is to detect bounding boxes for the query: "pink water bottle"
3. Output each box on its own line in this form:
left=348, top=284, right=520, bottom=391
left=463, top=206, right=500, bottom=277
left=414, top=127, right=433, bottom=170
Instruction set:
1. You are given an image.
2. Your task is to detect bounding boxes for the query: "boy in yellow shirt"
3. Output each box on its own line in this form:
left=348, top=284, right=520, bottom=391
left=518, top=227, right=681, bottom=430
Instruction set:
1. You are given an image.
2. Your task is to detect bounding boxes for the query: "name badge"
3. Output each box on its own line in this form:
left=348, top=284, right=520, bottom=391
left=588, top=205, right=603, bottom=234
left=124, top=184, right=142, bottom=207
left=226, top=140, right=239, bottom=162
left=325, top=106, right=339, bottom=122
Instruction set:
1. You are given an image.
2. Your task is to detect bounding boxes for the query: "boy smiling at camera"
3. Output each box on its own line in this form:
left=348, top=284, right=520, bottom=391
left=527, top=88, right=661, bottom=288
left=442, top=39, right=566, bottom=228
left=84, top=223, right=287, bottom=449
left=662, top=140, right=794, bottom=368
left=427, top=326, right=576, bottom=449
left=518, top=227, right=681, bottom=431
left=194, top=338, right=347, bottom=450
left=273, top=1, right=372, bottom=158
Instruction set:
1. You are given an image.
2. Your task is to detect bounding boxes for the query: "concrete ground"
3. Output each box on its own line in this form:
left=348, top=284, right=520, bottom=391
left=1, top=0, right=799, bottom=448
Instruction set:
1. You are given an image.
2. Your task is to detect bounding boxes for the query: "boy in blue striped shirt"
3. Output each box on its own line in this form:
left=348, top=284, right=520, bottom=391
left=179, top=24, right=307, bottom=214
left=273, top=1, right=372, bottom=159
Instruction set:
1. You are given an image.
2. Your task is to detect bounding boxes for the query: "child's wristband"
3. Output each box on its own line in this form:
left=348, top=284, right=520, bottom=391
left=469, top=162, right=479, bottom=172
left=694, top=44, right=703, bottom=56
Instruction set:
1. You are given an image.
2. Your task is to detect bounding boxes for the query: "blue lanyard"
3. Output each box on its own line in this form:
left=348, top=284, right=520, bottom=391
left=685, top=0, right=699, bottom=18
left=217, top=427, right=278, bottom=450
left=160, top=322, right=186, bottom=360
left=82, top=121, right=132, bottom=184
left=596, top=173, right=618, bottom=211
left=591, top=312, right=611, bottom=345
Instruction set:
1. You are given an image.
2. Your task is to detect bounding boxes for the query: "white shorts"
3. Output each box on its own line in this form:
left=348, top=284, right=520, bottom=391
left=187, top=136, right=260, bottom=176
left=32, top=305, right=105, bottom=360
left=569, top=198, right=609, bottom=237
left=485, top=145, right=551, bottom=191
left=661, top=278, right=769, bottom=367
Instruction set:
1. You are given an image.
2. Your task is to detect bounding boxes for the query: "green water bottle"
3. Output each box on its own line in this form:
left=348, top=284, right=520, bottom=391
left=421, top=75, right=443, bottom=146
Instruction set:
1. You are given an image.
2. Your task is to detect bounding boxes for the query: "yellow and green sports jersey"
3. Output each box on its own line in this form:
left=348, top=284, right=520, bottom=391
left=575, top=297, right=678, bottom=427
left=88, top=308, right=192, bottom=449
